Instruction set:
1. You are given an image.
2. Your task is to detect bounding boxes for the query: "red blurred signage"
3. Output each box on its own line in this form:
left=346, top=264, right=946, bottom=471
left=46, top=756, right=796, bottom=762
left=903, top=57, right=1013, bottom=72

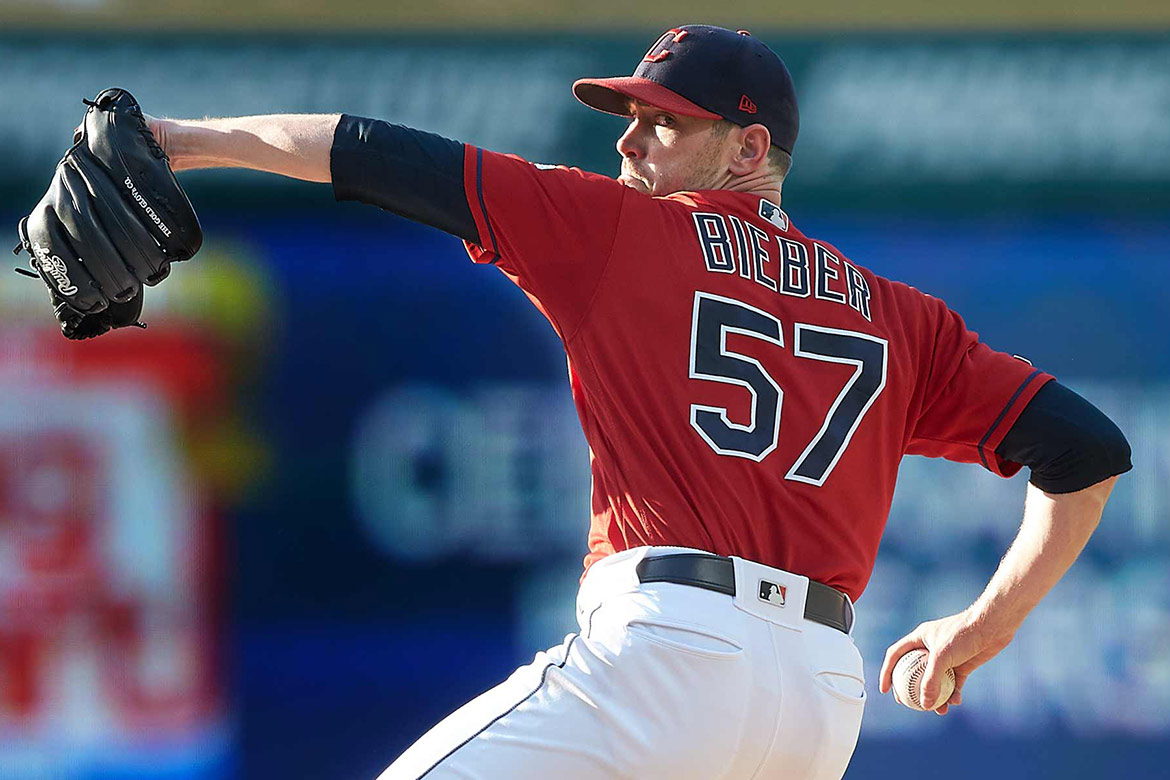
left=0, top=326, right=231, bottom=776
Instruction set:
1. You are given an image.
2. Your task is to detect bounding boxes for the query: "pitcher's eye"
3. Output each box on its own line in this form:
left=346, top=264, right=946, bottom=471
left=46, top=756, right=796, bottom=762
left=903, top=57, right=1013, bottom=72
left=656, top=114, right=676, bottom=127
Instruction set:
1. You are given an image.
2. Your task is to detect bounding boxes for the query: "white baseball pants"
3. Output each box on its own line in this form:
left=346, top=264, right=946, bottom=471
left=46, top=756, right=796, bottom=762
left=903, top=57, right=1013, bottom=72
left=378, top=546, right=866, bottom=780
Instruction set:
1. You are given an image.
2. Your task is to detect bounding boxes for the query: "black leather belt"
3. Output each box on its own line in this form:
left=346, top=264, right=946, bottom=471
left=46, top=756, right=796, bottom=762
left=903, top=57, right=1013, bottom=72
left=635, top=552, right=854, bottom=634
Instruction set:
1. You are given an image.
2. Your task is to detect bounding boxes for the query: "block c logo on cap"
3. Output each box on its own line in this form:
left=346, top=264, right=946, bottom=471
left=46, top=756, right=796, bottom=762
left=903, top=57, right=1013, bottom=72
left=759, top=580, right=787, bottom=606
left=643, top=28, right=689, bottom=63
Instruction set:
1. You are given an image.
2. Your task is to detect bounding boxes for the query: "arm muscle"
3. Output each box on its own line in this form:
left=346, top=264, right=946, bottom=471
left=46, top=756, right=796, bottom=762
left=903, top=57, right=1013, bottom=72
left=153, top=114, right=341, bottom=183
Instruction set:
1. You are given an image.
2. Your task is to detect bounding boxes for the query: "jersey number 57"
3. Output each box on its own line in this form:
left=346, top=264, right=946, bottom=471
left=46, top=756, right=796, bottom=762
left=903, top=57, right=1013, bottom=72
left=689, top=292, right=887, bottom=486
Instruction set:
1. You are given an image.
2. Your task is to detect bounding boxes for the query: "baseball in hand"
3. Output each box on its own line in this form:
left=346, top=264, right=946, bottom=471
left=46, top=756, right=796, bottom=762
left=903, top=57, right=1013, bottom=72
left=892, top=648, right=955, bottom=711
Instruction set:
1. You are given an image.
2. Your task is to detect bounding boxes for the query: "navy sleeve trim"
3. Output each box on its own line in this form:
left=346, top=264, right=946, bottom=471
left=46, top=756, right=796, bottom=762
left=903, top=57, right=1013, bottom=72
left=978, top=368, right=1044, bottom=470
left=474, top=147, right=500, bottom=265
left=995, top=380, right=1133, bottom=494
left=331, top=114, right=479, bottom=244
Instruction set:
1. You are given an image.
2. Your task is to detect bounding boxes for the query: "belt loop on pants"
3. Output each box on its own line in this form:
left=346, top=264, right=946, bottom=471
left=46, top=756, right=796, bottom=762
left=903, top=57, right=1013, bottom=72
left=635, top=552, right=854, bottom=634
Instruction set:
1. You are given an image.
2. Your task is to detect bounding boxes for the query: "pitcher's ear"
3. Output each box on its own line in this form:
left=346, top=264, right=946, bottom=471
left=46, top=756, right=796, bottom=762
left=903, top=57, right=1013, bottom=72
left=728, top=124, right=772, bottom=176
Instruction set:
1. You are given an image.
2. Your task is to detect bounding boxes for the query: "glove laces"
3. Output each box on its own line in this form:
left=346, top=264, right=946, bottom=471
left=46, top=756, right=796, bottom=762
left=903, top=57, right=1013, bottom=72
left=81, top=96, right=169, bottom=160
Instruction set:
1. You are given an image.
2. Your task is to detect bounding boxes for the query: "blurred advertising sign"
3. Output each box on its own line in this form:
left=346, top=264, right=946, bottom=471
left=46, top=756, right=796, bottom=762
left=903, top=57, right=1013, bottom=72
left=795, top=40, right=1170, bottom=184
left=0, top=255, right=267, bottom=777
left=0, top=36, right=588, bottom=184
left=1, top=34, right=1168, bottom=195
left=355, top=381, right=1170, bottom=735
left=351, top=384, right=590, bottom=561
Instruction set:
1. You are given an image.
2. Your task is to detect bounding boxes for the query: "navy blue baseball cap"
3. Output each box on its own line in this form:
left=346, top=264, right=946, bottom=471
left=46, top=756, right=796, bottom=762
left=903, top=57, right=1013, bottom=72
left=573, top=25, right=799, bottom=154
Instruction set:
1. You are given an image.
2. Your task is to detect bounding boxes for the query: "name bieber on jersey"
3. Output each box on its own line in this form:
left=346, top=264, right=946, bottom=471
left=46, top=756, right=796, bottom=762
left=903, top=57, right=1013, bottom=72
left=691, top=202, right=873, bottom=322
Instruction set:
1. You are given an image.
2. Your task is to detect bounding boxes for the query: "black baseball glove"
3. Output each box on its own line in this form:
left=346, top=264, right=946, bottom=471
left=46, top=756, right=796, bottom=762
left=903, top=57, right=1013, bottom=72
left=13, top=88, right=202, bottom=339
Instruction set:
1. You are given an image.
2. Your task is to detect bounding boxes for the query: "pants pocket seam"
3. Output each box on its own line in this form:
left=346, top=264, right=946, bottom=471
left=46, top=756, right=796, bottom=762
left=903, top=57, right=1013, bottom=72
left=626, top=619, right=744, bottom=660
left=813, top=671, right=867, bottom=705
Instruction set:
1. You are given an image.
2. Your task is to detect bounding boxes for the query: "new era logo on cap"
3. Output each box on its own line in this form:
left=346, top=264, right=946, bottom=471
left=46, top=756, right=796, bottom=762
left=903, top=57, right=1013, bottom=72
left=759, top=580, right=787, bottom=606
left=738, top=94, right=757, bottom=114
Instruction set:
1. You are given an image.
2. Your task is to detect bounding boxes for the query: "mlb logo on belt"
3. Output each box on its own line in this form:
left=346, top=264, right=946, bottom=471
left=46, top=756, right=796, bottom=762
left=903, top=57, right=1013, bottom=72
left=758, top=580, right=787, bottom=606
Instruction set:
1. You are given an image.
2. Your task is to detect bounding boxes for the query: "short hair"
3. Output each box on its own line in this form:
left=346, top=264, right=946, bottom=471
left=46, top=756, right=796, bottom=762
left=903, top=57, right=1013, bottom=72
left=767, top=146, right=792, bottom=181
left=713, top=120, right=791, bottom=181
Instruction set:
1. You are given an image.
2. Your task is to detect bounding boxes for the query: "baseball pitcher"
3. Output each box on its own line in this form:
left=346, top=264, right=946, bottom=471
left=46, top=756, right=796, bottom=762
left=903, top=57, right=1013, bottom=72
left=18, top=25, right=1131, bottom=780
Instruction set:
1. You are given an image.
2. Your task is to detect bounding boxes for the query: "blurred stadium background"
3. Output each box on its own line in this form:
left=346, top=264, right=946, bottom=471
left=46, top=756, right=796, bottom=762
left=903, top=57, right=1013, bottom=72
left=0, top=1, right=1167, bottom=778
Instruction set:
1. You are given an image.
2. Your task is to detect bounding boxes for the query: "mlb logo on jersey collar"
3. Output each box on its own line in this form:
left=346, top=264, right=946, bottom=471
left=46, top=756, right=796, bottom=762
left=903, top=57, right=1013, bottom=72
left=759, top=580, right=787, bottom=606
left=758, top=199, right=789, bottom=231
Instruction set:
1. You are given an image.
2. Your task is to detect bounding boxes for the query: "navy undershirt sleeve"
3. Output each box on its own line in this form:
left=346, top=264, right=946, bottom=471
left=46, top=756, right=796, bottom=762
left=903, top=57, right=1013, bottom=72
left=330, top=114, right=479, bottom=244
left=995, top=380, right=1132, bottom=494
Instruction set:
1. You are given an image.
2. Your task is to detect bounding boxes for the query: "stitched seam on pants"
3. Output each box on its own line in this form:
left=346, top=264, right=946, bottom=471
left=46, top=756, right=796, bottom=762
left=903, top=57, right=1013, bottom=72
left=747, top=623, right=785, bottom=780
left=416, top=633, right=580, bottom=779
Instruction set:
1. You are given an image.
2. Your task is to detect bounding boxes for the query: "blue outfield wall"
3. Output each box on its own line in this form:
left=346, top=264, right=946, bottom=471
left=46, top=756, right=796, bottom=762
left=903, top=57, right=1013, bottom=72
left=205, top=205, right=1165, bottom=778
left=2, top=191, right=1168, bottom=778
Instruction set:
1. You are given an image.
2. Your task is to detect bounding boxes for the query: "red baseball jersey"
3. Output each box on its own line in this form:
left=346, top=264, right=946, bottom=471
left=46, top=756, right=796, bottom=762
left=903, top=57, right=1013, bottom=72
left=462, top=147, right=1052, bottom=601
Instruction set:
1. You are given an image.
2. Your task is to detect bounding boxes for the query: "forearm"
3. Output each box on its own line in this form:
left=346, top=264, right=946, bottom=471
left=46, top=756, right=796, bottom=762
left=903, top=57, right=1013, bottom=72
left=969, top=477, right=1116, bottom=637
left=151, top=113, right=479, bottom=242
left=152, top=114, right=341, bottom=183
left=882, top=385, right=1129, bottom=711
